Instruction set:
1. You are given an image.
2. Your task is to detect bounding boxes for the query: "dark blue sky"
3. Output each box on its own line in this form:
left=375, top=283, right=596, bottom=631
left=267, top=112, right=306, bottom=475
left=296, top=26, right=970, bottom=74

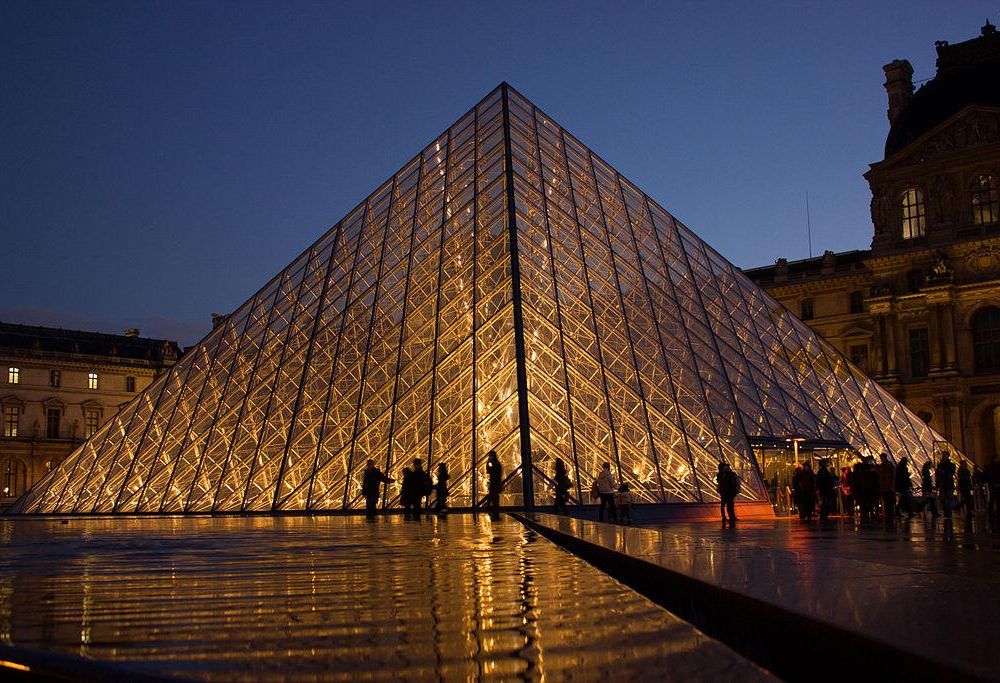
left=2, top=1, right=995, bottom=346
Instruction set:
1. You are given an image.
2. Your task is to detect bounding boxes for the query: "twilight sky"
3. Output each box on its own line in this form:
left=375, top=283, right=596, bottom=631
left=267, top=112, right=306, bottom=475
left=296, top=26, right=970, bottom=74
left=2, top=1, right=996, bottom=347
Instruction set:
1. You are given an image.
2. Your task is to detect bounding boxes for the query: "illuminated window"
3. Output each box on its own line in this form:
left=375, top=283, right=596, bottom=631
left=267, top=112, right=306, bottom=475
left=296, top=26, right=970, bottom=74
left=50, top=369, right=60, bottom=387
left=901, top=188, right=926, bottom=239
left=46, top=408, right=60, bottom=439
left=972, top=174, right=999, bottom=225
left=849, top=290, right=864, bottom=314
left=2, top=458, right=27, bottom=498
left=972, top=307, right=1000, bottom=373
left=88, top=372, right=99, bottom=390
left=84, top=408, right=101, bottom=438
left=849, top=344, right=869, bottom=372
left=8, top=367, right=18, bottom=384
left=3, top=406, right=19, bottom=437
left=800, top=298, right=814, bottom=320
left=909, top=328, right=929, bottom=378
left=125, top=376, right=136, bottom=393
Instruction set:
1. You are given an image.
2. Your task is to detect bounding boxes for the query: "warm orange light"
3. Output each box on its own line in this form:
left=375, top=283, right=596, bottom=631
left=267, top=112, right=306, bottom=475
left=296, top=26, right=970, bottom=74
left=0, top=660, right=31, bottom=672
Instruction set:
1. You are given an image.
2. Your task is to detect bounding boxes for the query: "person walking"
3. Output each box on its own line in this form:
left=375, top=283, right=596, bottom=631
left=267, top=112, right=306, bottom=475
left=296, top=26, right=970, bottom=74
left=361, top=459, right=393, bottom=520
left=986, top=454, right=1000, bottom=528
left=615, top=483, right=634, bottom=525
left=878, top=453, right=896, bottom=519
left=485, top=450, right=503, bottom=518
left=936, top=452, right=957, bottom=519
left=958, top=459, right=973, bottom=523
left=895, top=456, right=915, bottom=518
left=716, top=462, right=739, bottom=526
left=434, top=462, right=450, bottom=516
left=817, top=460, right=837, bottom=521
left=595, top=462, right=618, bottom=522
left=553, top=458, right=571, bottom=515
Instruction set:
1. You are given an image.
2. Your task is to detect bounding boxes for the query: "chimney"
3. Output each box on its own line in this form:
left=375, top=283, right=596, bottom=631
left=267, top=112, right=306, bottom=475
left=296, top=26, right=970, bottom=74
left=123, top=328, right=140, bottom=337
left=211, top=313, right=228, bottom=329
left=882, top=59, right=914, bottom=125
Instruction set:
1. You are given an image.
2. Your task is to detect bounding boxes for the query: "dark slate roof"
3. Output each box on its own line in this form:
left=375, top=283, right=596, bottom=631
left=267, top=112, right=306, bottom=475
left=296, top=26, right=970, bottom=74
left=885, top=24, right=1000, bottom=158
left=741, top=250, right=870, bottom=286
left=0, top=322, right=180, bottom=365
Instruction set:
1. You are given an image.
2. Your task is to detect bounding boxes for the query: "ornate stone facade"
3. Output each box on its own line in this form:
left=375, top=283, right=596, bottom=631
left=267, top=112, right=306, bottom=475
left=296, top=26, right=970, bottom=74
left=0, top=323, right=180, bottom=509
left=745, top=24, right=1000, bottom=465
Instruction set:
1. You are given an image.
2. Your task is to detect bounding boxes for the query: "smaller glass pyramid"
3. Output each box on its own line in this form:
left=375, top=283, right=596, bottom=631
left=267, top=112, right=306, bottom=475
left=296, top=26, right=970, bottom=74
left=10, top=84, right=958, bottom=514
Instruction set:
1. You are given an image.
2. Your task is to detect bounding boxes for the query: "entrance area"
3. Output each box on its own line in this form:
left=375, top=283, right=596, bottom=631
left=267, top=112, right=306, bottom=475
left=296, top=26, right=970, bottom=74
left=750, top=437, right=852, bottom=516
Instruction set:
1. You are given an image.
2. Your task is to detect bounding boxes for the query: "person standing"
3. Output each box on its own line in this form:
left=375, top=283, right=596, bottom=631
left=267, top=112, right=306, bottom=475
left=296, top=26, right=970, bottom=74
left=878, top=453, right=896, bottom=519
left=716, top=462, right=738, bottom=526
left=434, top=462, right=450, bottom=516
left=485, top=450, right=503, bottom=518
left=361, top=459, right=393, bottom=520
left=839, top=466, right=854, bottom=517
left=895, top=456, right=915, bottom=518
left=595, top=462, right=618, bottom=522
left=936, top=452, right=957, bottom=519
left=553, top=458, right=572, bottom=515
left=400, top=466, right=418, bottom=520
left=816, top=460, right=837, bottom=522
left=797, top=462, right=816, bottom=521
left=957, top=460, right=973, bottom=523
left=615, top=483, right=634, bottom=525
left=921, top=459, right=938, bottom=517
left=987, top=454, right=1000, bottom=528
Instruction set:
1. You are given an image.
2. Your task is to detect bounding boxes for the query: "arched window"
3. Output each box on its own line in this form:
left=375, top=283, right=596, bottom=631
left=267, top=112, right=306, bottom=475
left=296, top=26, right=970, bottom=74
left=972, top=307, right=1000, bottom=372
left=1, top=458, right=27, bottom=498
left=901, top=187, right=926, bottom=239
left=972, top=174, right=999, bottom=225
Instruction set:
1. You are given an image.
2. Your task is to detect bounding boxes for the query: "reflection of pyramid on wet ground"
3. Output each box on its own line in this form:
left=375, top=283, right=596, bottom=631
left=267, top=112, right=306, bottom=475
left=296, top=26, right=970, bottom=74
left=12, top=83, right=956, bottom=514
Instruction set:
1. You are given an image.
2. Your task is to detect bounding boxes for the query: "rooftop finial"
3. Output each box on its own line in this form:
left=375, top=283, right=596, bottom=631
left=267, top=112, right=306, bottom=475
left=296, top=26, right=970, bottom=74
left=983, top=19, right=996, bottom=36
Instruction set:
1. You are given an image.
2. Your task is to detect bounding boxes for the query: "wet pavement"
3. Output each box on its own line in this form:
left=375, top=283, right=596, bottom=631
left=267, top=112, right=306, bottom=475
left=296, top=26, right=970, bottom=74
left=0, top=514, right=772, bottom=681
left=520, top=512, right=1000, bottom=681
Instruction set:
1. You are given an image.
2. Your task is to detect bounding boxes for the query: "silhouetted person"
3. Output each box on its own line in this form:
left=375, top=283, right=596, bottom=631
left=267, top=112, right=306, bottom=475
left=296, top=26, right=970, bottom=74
left=553, top=458, right=571, bottom=515
left=840, top=466, right=854, bottom=517
left=595, top=462, right=618, bottom=522
left=485, top=450, right=503, bottom=518
left=615, top=482, right=634, bottom=525
left=817, top=460, right=836, bottom=521
left=936, top=452, right=956, bottom=519
left=415, top=459, right=433, bottom=511
left=716, top=462, right=738, bottom=526
left=854, top=458, right=876, bottom=521
left=795, top=462, right=816, bottom=520
left=895, top=456, right=915, bottom=518
left=958, top=460, right=973, bottom=523
left=435, top=462, right=450, bottom=515
left=768, top=474, right=779, bottom=511
left=877, top=453, right=896, bottom=518
left=986, top=454, right=1000, bottom=527
left=400, top=466, right=418, bottom=519
left=921, top=459, right=938, bottom=517
left=361, top=459, right=393, bottom=520
left=791, top=464, right=803, bottom=516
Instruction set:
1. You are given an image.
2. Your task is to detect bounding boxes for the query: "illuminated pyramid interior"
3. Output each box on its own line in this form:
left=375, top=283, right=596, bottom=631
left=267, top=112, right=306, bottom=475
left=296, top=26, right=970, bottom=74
left=12, top=84, right=955, bottom=514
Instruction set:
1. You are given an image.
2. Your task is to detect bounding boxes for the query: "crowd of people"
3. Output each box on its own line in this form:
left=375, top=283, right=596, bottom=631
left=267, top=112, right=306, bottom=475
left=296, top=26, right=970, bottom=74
left=358, top=447, right=1000, bottom=530
left=771, top=451, right=1000, bottom=526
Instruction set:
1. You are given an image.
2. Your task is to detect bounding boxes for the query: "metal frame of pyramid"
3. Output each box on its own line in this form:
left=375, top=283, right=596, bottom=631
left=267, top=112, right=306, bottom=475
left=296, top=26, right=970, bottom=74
left=10, top=83, right=959, bottom=514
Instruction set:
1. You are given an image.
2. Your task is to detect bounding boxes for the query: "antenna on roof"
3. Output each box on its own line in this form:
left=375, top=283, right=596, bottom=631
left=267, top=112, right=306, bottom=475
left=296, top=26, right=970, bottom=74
left=806, top=191, right=813, bottom=258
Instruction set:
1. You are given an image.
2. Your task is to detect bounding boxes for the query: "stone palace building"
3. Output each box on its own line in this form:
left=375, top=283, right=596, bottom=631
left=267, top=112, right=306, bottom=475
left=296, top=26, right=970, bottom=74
left=745, top=23, right=1000, bottom=465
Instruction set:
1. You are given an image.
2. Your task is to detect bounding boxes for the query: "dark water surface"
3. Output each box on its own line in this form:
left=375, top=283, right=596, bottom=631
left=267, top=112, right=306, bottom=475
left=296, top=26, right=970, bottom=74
left=0, top=514, right=770, bottom=681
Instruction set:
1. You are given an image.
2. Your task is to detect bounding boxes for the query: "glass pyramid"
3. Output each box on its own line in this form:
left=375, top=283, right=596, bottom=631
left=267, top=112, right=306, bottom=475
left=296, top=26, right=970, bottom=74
left=11, top=84, right=955, bottom=514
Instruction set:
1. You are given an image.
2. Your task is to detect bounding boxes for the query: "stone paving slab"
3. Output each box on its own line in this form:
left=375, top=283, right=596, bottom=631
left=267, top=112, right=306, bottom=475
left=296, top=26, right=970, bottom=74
left=518, top=513, right=1000, bottom=682
left=0, top=515, right=774, bottom=681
